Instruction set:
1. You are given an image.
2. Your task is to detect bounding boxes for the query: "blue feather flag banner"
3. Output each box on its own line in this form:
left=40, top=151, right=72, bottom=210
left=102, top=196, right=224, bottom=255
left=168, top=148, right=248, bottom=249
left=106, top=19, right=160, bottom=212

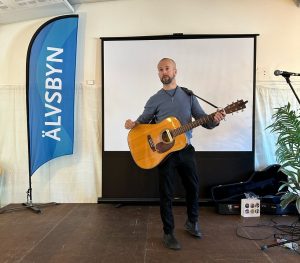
left=26, top=15, right=78, bottom=176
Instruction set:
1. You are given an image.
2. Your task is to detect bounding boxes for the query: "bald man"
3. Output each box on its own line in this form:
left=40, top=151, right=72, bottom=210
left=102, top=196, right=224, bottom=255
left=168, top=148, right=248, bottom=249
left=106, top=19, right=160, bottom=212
left=125, top=58, right=225, bottom=250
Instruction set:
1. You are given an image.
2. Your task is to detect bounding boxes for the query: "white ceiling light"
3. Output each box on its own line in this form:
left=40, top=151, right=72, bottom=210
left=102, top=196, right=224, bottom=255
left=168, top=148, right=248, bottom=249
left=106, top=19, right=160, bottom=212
left=0, top=0, right=74, bottom=24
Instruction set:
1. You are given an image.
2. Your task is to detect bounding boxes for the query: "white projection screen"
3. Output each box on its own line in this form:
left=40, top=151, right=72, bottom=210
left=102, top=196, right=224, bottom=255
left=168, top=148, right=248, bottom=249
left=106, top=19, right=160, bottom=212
left=103, top=36, right=254, bottom=152
left=100, top=35, right=256, bottom=202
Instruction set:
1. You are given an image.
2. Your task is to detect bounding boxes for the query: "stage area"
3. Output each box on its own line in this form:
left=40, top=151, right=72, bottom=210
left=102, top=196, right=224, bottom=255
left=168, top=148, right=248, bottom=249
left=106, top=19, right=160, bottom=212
left=0, top=204, right=299, bottom=262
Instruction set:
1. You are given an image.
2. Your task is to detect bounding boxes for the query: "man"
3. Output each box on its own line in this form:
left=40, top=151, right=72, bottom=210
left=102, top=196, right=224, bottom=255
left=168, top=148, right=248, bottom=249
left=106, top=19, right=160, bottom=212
left=125, top=58, right=225, bottom=250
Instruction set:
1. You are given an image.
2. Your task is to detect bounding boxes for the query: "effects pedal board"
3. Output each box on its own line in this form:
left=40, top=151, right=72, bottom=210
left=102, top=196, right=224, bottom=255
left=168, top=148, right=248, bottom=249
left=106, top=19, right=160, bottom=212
left=216, top=202, right=241, bottom=215
left=241, top=199, right=260, bottom=217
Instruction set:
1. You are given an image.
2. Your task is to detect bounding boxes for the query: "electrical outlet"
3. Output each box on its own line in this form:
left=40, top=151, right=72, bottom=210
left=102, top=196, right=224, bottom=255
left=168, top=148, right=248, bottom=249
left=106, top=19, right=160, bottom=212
left=86, top=80, right=95, bottom=85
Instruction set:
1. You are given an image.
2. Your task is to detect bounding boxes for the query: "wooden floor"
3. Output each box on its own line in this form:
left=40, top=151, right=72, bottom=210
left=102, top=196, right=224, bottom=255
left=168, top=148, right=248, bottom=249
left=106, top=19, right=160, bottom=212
left=0, top=203, right=299, bottom=263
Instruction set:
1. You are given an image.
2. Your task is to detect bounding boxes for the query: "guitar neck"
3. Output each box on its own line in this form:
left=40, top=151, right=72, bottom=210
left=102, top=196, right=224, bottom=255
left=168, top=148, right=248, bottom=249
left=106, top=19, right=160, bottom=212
left=171, top=99, right=248, bottom=138
left=172, top=113, right=215, bottom=137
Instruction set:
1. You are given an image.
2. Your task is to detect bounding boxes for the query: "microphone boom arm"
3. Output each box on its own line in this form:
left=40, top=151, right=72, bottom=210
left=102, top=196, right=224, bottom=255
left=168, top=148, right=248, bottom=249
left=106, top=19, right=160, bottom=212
left=282, top=75, right=300, bottom=105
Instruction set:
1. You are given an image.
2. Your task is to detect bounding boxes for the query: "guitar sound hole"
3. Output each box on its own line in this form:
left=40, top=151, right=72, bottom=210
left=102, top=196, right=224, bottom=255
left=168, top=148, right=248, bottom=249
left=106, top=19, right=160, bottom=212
left=161, top=130, right=173, bottom=143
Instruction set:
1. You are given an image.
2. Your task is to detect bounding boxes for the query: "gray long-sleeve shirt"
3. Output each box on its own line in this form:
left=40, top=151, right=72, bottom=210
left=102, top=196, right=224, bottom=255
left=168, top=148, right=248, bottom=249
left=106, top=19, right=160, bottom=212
left=136, top=86, right=217, bottom=142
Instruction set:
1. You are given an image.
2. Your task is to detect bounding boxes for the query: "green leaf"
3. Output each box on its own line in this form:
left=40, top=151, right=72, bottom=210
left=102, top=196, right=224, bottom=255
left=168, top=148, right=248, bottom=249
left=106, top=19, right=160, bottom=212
left=278, top=182, right=289, bottom=192
left=280, top=192, right=297, bottom=209
left=267, top=103, right=300, bottom=200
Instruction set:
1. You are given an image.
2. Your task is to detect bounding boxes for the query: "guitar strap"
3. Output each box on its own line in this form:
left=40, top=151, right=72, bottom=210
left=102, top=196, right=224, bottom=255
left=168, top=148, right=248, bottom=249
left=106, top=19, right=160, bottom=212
left=149, top=86, right=219, bottom=124
left=148, top=117, right=156, bottom=124
left=181, top=86, right=219, bottom=109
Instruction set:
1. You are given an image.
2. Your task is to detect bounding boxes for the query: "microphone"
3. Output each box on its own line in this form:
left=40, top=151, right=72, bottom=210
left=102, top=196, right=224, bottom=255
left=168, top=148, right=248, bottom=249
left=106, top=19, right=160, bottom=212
left=274, top=70, right=300, bottom=77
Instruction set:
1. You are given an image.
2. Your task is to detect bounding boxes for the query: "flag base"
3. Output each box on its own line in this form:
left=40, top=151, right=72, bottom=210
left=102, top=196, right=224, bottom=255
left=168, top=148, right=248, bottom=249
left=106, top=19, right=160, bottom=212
left=0, top=202, right=58, bottom=214
left=0, top=184, right=58, bottom=214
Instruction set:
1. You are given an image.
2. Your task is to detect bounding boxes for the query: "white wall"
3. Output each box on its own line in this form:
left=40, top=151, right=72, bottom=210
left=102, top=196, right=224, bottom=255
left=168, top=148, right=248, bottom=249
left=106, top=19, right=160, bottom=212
left=0, top=0, right=299, bottom=205
left=1, top=0, right=300, bottom=85
left=79, top=0, right=300, bottom=84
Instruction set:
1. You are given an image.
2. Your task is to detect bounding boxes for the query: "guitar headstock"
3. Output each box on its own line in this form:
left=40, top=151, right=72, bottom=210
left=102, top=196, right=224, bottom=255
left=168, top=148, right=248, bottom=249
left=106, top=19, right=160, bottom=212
left=224, top=100, right=248, bottom=114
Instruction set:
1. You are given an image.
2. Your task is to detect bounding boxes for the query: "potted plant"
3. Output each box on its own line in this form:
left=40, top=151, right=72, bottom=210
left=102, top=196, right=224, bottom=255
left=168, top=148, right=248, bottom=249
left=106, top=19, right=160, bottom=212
left=267, top=103, right=300, bottom=214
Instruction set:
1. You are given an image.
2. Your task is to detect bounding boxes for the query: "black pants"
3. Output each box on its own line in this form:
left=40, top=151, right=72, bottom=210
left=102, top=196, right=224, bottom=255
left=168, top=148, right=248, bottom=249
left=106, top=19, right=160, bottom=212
left=158, top=144, right=199, bottom=234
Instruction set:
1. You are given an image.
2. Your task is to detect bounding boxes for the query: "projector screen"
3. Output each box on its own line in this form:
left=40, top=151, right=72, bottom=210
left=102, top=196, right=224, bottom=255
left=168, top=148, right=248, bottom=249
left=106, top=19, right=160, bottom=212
left=103, top=35, right=254, bottom=153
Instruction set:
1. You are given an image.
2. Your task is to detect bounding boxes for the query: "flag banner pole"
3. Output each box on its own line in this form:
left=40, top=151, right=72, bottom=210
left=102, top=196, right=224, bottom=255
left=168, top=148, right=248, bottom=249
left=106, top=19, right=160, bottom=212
left=0, top=14, right=78, bottom=214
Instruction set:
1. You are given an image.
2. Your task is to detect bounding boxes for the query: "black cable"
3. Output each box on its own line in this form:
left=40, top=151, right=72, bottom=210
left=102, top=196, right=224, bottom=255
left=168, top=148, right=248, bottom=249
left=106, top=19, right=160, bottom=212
left=236, top=217, right=300, bottom=253
left=236, top=222, right=275, bottom=241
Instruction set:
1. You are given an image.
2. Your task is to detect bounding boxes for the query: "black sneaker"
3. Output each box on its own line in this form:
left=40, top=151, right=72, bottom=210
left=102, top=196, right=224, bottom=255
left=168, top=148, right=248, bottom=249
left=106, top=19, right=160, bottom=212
left=163, top=233, right=181, bottom=250
left=184, top=220, right=202, bottom=238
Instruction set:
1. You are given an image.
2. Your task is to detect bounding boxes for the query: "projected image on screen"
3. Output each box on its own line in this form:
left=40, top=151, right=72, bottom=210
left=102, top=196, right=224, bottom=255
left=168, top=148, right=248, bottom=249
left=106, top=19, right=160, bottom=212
left=103, top=37, right=254, bottom=152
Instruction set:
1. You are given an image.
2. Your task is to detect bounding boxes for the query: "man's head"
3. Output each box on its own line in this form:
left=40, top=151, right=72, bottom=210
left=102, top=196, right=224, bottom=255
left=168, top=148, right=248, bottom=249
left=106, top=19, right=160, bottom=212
left=157, top=58, right=177, bottom=85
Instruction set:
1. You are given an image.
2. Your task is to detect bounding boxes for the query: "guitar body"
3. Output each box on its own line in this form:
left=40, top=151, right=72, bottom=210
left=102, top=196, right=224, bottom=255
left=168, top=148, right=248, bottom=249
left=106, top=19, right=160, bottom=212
left=128, top=117, right=188, bottom=169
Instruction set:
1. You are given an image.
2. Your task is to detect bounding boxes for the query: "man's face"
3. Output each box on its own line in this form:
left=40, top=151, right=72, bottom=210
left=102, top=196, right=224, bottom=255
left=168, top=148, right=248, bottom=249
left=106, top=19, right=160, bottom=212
left=157, top=60, right=177, bottom=85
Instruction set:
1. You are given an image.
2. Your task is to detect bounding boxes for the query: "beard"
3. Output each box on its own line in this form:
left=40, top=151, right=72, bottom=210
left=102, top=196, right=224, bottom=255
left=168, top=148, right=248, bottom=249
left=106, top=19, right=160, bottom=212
left=160, top=75, right=174, bottom=85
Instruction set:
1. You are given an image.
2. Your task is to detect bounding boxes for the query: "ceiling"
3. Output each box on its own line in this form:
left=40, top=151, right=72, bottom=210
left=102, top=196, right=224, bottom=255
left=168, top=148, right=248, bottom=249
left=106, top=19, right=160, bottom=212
left=1, top=0, right=299, bottom=25
left=0, top=0, right=116, bottom=24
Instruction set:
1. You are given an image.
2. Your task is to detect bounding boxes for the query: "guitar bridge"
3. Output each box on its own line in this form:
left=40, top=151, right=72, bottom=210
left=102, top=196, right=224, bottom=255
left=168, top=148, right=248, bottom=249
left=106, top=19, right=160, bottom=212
left=147, top=135, right=156, bottom=152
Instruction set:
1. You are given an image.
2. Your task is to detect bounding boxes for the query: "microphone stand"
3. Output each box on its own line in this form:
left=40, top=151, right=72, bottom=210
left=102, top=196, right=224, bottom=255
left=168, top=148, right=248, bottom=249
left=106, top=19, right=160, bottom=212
left=282, top=75, right=300, bottom=105
left=259, top=73, right=300, bottom=251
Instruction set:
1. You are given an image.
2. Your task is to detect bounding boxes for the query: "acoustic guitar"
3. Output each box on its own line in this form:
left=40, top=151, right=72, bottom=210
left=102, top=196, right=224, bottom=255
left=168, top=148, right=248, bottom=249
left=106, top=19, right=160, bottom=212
left=127, top=100, right=248, bottom=169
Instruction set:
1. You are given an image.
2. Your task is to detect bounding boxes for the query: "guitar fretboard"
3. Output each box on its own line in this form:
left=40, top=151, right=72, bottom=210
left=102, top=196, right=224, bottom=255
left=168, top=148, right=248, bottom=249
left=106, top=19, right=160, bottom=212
left=172, top=113, right=215, bottom=137
left=170, top=99, right=247, bottom=138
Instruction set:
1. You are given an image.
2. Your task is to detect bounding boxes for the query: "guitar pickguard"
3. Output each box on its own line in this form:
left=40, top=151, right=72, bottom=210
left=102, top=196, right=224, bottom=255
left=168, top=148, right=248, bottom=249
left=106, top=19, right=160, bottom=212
left=155, top=141, right=175, bottom=153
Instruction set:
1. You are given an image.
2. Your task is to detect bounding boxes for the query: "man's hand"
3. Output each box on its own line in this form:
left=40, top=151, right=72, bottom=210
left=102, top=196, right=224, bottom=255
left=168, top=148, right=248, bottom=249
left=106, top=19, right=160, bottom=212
left=213, top=109, right=226, bottom=124
left=125, top=119, right=137, bottom=129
